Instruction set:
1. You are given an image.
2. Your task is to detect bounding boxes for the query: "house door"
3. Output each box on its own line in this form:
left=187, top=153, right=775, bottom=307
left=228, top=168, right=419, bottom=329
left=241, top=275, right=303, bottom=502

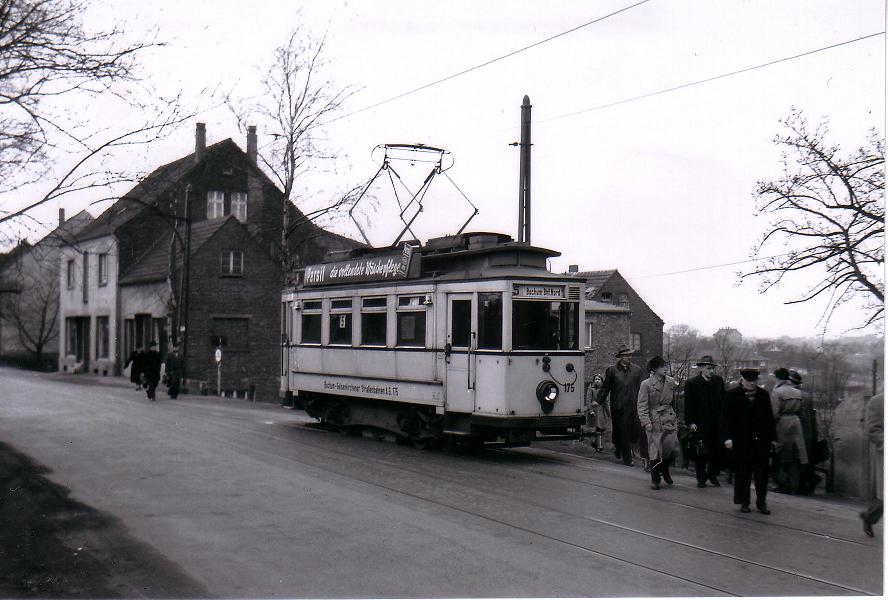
left=75, top=317, right=90, bottom=371
left=444, top=294, right=475, bottom=413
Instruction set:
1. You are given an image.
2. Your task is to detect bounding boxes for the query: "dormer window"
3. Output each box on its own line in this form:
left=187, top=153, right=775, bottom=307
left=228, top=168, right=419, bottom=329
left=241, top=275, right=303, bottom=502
left=231, top=192, right=247, bottom=222
left=207, top=190, right=225, bottom=219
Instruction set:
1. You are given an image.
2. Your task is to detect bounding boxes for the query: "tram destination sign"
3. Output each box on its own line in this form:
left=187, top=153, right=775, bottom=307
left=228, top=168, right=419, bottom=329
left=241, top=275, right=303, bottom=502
left=304, top=245, right=414, bottom=286
left=513, top=284, right=565, bottom=299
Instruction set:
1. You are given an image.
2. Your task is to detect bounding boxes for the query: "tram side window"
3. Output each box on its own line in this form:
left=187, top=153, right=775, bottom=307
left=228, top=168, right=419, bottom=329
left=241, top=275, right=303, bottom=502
left=512, top=300, right=579, bottom=350
left=301, top=300, right=322, bottom=344
left=478, top=292, right=503, bottom=350
left=396, top=295, right=426, bottom=347
left=329, top=299, right=353, bottom=345
left=361, top=297, right=387, bottom=346
left=451, top=300, right=471, bottom=348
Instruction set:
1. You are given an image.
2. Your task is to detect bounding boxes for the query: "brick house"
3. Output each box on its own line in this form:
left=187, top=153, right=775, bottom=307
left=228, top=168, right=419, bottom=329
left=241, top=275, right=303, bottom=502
left=0, top=209, right=93, bottom=369
left=58, top=123, right=360, bottom=400
left=571, top=268, right=664, bottom=375
left=583, top=298, right=631, bottom=388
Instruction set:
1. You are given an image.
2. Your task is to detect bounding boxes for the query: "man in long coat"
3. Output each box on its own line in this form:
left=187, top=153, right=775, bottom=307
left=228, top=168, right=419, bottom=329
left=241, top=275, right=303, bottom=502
left=124, top=346, right=144, bottom=389
left=599, top=345, right=643, bottom=466
left=861, top=392, right=883, bottom=537
left=638, top=356, right=679, bottom=489
left=684, top=355, right=726, bottom=488
left=142, top=341, right=162, bottom=402
left=771, top=368, right=808, bottom=494
left=723, top=368, right=776, bottom=514
left=164, top=345, right=184, bottom=399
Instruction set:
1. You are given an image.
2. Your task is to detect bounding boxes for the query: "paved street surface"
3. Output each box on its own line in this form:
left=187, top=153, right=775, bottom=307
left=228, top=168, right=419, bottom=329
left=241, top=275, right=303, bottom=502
left=0, top=366, right=882, bottom=597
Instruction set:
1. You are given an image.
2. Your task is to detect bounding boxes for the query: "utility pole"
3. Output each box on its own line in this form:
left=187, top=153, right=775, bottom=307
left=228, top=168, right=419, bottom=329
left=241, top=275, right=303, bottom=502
left=512, top=95, right=532, bottom=244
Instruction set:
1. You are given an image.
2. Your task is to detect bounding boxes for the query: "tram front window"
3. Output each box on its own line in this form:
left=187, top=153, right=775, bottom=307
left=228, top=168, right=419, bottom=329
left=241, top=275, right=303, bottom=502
left=512, top=300, right=579, bottom=351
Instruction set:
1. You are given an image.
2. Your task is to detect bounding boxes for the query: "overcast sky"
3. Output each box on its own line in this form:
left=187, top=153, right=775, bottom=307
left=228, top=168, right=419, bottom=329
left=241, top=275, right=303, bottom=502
left=4, top=0, right=885, bottom=340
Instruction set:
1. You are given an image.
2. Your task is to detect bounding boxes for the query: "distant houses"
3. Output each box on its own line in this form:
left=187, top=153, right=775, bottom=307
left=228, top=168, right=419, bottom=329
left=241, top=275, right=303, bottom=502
left=0, top=209, right=93, bottom=369
left=54, top=123, right=360, bottom=400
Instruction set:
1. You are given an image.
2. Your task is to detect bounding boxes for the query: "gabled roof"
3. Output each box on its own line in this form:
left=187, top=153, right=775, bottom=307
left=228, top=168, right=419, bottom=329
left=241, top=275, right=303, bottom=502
left=571, top=269, right=617, bottom=295
left=118, top=217, right=237, bottom=285
left=75, top=140, right=236, bottom=243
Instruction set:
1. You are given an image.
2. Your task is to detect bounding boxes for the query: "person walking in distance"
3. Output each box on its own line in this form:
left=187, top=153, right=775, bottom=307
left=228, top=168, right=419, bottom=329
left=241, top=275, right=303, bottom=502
left=771, top=368, right=808, bottom=494
left=637, top=356, right=680, bottom=490
left=599, top=345, right=644, bottom=466
left=860, top=392, right=883, bottom=537
left=684, top=355, right=726, bottom=488
left=142, top=341, right=162, bottom=402
left=164, top=344, right=184, bottom=400
left=124, top=345, right=145, bottom=390
left=723, top=368, right=777, bottom=514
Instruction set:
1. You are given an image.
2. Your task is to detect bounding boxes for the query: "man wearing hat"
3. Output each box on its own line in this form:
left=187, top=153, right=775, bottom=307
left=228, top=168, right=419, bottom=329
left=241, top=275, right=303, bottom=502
left=599, top=344, right=644, bottom=466
left=684, top=356, right=726, bottom=488
left=142, top=340, right=163, bottom=401
left=723, top=368, right=777, bottom=514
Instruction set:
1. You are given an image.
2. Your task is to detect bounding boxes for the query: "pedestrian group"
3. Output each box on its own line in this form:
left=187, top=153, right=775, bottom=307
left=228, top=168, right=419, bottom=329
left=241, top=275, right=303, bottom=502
left=123, top=341, right=183, bottom=401
left=587, top=348, right=859, bottom=522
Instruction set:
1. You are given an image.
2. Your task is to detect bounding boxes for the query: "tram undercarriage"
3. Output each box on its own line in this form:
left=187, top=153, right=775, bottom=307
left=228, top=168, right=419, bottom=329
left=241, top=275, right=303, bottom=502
left=294, top=392, right=585, bottom=449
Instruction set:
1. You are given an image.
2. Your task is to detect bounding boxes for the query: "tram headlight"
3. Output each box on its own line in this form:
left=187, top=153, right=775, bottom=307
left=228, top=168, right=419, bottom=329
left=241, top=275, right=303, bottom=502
left=536, top=380, right=559, bottom=405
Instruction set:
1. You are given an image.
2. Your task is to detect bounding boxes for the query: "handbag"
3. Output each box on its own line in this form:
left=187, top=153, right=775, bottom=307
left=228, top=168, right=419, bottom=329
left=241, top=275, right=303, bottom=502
left=813, top=439, right=830, bottom=464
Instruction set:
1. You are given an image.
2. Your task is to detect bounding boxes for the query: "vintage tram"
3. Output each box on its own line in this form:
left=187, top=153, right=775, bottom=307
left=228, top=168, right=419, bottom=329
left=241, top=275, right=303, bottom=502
left=280, top=231, right=585, bottom=448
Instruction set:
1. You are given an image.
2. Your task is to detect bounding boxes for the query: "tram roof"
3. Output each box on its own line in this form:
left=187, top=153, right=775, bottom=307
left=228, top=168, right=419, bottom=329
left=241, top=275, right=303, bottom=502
left=294, top=232, right=570, bottom=290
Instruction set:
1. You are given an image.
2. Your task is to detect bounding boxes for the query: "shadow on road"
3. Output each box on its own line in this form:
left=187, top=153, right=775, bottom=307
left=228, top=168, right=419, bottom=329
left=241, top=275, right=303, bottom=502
left=0, top=441, right=210, bottom=598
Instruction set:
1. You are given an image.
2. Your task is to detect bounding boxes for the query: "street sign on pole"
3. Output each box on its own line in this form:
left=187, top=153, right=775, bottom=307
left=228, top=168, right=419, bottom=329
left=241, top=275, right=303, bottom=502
left=215, top=347, right=222, bottom=396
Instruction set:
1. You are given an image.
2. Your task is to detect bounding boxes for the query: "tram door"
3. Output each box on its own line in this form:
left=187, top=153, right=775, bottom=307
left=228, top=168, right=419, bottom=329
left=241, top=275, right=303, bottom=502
left=445, top=294, right=476, bottom=413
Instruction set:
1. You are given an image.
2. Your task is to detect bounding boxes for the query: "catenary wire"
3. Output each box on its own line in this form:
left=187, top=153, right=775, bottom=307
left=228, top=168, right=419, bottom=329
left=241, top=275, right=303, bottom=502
left=535, top=31, right=885, bottom=124
left=322, top=0, right=653, bottom=125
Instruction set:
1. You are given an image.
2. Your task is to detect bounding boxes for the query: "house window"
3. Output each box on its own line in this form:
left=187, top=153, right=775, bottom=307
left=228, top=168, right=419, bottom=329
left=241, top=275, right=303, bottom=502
left=221, top=250, right=244, bottom=276
left=600, top=292, right=612, bottom=303
left=66, top=318, right=77, bottom=355
left=585, top=322, right=593, bottom=349
left=207, top=190, right=225, bottom=219
left=396, top=295, right=426, bottom=347
left=211, top=317, right=249, bottom=352
left=98, top=253, right=108, bottom=286
left=631, top=332, right=642, bottom=353
left=618, top=293, right=629, bottom=309
left=329, top=299, right=353, bottom=345
left=231, top=192, right=247, bottom=222
left=96, top=316, right=110, bottom=358
left=300, top=300, right=322, bottom=344
left=360, top=297, right=387, bottom=346
left=66, top=259, right=75, bottom=289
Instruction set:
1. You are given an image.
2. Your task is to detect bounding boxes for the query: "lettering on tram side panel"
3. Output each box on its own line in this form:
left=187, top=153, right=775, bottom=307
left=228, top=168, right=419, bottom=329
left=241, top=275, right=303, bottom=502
left=323, top=381, right=400, bottom=397
left=512, top=284, right=565, bottom=299
left=304, top=245, right=414, bottom=286
left=295, top=372, right=441, bottom=405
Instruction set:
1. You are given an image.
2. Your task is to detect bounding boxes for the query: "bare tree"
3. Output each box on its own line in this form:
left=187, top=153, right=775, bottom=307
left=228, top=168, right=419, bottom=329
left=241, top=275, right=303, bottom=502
left=0, top=244, right=59, bottom=365
left=712, top=328, right=745, bottom=378
left=742, top=109, right=884, bottom=332
left=0, top=0, right=197, bottom=231
left=227, top=25, right=359, bottom=274
left=663, top=324, right=700, bottom=384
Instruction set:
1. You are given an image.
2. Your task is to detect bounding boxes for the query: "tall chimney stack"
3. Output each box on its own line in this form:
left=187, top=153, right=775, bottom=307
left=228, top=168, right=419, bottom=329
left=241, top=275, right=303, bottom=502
left=247, top=126, right=257, bottom=164
left=517, top=95, right=532, bottom=244
left=195, top=122, right=207, bottom=164
left=58, top=208, right=65, bottom=227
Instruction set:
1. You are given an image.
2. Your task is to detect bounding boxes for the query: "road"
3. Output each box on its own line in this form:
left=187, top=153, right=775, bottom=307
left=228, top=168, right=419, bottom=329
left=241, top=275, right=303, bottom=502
left=0, top=366, right=881, bottom=597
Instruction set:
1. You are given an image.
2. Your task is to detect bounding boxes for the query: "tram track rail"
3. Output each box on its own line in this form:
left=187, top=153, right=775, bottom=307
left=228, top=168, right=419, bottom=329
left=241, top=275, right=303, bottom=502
left=192, top=414, right=875, bottom=596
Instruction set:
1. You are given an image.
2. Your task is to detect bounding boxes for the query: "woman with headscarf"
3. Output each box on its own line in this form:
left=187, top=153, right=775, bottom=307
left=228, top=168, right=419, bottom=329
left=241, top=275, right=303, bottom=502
left=637, top=356, right=680, bottom=490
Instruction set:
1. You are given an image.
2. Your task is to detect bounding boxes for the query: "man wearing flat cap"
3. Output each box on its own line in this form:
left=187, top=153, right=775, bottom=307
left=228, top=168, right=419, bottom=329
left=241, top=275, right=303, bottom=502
left=723, top=368, right=777, bottom=514
left=599, top=344, right=644, bottom=466
left=684, top=356, right=726, bottom=488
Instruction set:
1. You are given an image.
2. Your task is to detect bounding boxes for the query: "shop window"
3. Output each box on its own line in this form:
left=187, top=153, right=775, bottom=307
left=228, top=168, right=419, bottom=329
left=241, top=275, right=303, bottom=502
left=96, top=316, right=110, bottom=358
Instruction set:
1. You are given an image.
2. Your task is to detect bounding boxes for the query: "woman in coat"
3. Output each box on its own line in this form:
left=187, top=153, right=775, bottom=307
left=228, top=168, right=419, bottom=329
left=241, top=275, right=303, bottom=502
left=585, top=374, right=607, bottom=452
left=771, top=368, right=808, bottom=493
left=637, top=356, right=680, bottom=490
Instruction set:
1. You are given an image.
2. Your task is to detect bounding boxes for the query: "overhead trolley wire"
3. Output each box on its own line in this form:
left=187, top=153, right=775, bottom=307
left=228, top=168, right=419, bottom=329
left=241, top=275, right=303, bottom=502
left=537, top=31, right=886, bottom=124
left=323, top=0, right=653, bottom=125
